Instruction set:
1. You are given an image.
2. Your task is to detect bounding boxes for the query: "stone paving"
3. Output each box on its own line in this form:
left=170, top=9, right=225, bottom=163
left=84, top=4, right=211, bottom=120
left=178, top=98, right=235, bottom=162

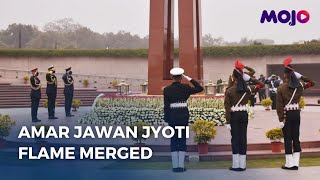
left=0, top=161, right=320, bottom=180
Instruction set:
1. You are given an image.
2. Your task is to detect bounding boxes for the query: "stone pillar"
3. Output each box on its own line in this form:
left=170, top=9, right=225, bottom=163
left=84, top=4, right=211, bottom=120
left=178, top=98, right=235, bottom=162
left=148, top=0, right=203, bottom=95
left=178, top=0, right=203, bottom=82
left=148, top=0, right=174, bottom=95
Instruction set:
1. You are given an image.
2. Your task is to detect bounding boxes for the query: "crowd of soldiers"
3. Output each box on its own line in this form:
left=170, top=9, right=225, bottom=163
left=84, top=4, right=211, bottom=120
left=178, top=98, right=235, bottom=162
left=28, top=57, right=315, bottom=173
left=164, top=57, right=315, bottom=173
left=30, top=66, right=74, bottom=122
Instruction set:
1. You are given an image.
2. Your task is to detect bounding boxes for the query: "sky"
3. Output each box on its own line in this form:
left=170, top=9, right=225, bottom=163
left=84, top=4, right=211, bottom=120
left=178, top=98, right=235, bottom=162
left=1, top=0, right=319, bottom=44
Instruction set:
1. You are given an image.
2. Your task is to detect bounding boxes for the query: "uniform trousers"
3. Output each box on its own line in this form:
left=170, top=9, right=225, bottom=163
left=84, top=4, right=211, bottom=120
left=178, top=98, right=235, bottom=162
left=258, top=89, right=266, bottom=102
left=31, top=89, right=41, bottom=121
left=170, top=124, right=187, bottom=152
left=31, top=98, right=40, bottom=120
left=47, top=93, right=56, bottom=117
left=64, top=93, right=73, bottom=116
left=230, top=111, right=248, bottom=155
left=270, top=92, right=277, bottom=110
left=283, top=110, right=301, bottom=154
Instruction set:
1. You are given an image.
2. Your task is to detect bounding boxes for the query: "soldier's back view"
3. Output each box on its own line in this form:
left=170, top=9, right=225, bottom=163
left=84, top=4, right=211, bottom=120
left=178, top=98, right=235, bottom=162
left=164, top=67, right=204, bottom=173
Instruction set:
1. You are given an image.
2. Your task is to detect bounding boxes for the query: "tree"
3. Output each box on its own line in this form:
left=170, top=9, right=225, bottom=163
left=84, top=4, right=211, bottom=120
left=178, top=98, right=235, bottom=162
left=0, top=40, right=8, bottom=48
left=253, top=41, right=263, bottom=45
left=0, top=23, right=40, bottom=48
left=73, top=27, right=105, bottom=49
left=304, top=39, right=320, bottom=44
left=104, top=31, right=148, bottom=49
left=43, top=18, right=82, bottom=33
left=26, top=31, right=59, bottom=49
left=202, top=34, right=224, bottom=46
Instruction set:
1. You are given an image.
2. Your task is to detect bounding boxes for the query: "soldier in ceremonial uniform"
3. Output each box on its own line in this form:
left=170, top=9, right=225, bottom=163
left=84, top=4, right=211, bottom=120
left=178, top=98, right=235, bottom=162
left=46, top=65, right=58, bottom=119
left=30, top=68, right=41, bottom=122
left=258, top=74, right=267, bottom=102
left=277, top=57, right=315, bottom=170
left=248, top=76, right=257, bottom=107
left=224, top=60, right=264, bottom=171
left=264, top=74, right=281, bottom=110
left=164, top=67, right=204, bottom=172
left=227, top=64, right=256, bottom=87
left=62, top=67, right=74, bottom=117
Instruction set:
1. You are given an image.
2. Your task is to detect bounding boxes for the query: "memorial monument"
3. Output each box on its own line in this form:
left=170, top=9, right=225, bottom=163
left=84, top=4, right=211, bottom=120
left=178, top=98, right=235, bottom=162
left=148, top=0, right=203, bottom=95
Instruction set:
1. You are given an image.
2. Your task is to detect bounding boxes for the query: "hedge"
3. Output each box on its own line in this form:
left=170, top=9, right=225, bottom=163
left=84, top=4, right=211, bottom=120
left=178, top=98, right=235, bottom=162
left=202, top=44, right=320, bottom=57
left=1, top=44, right=320, bottom=58
left=0, top=49, right=149, bottom=58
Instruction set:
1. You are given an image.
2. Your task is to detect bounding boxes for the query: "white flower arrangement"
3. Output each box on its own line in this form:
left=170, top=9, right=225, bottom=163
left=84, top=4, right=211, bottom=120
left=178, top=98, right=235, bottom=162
left=247, top=104, right=255, bottom=120
left=79, top=96, right=227, bottom=126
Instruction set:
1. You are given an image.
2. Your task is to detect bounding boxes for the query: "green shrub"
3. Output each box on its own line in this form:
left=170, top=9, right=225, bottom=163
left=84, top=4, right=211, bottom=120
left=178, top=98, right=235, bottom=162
left=83, top=79, right=89, bottom=87
left=261, top=98, right=272, bottom=109
left=23, top=76, right=29, bottom=81
left=43, top=99, right=58, bottom=108
left=1, top=44, right=320, bottom=58
left=0, top=114, right=16, bottom=139
left=299, top=96, right=306, bottom=109
left=191, top=120, right=217, bottom=144
left=266, top=128, right=283, bottom=142
left=0, top=49, right=148, bottom=58
left=72, top=99, right=82, bottom=110
left=202, top=44, right=320, bottom=57
left=111, top=79, right=119, bottom=87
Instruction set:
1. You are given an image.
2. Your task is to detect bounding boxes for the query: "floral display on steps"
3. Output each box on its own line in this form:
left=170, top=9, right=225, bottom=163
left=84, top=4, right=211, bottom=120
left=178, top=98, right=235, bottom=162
left=79, top=95, right=255, bottom=126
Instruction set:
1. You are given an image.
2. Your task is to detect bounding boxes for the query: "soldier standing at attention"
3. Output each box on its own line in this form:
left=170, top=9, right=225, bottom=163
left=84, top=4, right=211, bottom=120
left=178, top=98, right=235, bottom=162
left=30, top=68, right=41, bottom=122
left=164, top=67, right=204, bottom=173
left=258, top=74, right=267, bottom=102
left=224, top=60, right=264, bottom=171
left=277, top=57, right=315, bottom=170
left=264, top=74, right=281, bottom=110
left=46, top=65, right=58, bottom=119
left=62, top=67, right=74, bottom=117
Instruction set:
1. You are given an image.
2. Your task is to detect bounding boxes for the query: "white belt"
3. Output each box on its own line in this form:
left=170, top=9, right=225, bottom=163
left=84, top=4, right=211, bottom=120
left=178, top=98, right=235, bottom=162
left=284, top=103, right=299, bottom=111
left=270, top=88, right=277, bottom=92
left=231, top=105, right=247, bottom=112
left=170, top=102, right=187, bottom=109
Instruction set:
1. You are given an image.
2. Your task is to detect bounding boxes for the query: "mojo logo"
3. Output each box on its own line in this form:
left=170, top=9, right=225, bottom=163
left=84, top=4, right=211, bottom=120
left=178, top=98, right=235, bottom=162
left=260, top=10, right=310, bottom=26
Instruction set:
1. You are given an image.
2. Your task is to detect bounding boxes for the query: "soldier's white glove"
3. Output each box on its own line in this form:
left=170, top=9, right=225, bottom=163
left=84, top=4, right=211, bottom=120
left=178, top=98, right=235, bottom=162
left=243, top=73, right=251, bottom=82
left=226, top=124, right=231, bottom=131
left=294, top=72, right=302, bottom=79
left=182, top=74, right=192, bottom=81
left=279, top=122, right=285, bottom=128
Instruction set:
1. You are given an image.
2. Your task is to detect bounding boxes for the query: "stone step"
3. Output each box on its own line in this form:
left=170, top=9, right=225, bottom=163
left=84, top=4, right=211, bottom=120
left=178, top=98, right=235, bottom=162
left=0, top=100, right=94, bottom=105
left=0, top=95, right=99, bottom=99
left=0, top=83, right=115, bottom=108
left=0, top=98, right=95, bottom=103
left=0, top=90, right=101, bottom=93
left=0, top=88, right=100, bottom=92
left=0, top=101, right=93, bottom=109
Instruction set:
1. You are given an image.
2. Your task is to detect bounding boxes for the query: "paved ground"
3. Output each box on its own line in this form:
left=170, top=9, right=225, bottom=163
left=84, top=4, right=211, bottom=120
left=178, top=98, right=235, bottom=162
left=302, top=96, right=320, bottom=105
left=1, top=160, right=320, bottom=180
left=0, top=105, right=319, bottom=145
